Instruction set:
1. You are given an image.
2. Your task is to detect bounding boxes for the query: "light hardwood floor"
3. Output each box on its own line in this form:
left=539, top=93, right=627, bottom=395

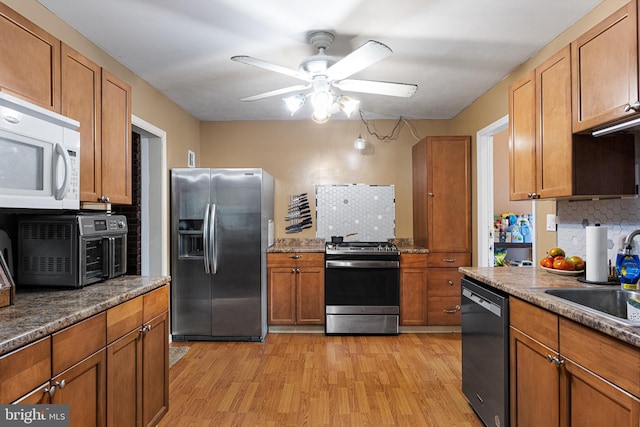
left=159, top=333, right=483, bottom=427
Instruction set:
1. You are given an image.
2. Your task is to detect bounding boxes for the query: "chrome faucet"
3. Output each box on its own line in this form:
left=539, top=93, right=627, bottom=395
left=622, top=230, right=640, bottom=255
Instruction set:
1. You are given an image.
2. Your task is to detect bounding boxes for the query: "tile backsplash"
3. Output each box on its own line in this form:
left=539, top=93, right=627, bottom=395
left=556, top=197, right=640, bottom=261
left=315, top=184, right=395, bottom=242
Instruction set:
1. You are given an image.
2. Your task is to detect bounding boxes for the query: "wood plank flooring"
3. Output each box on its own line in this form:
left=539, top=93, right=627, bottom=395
left=159, top=333, right=483, bottom=427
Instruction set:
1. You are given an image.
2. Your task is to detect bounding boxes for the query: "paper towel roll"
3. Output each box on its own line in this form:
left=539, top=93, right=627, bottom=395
left=586, top=225, right=608, bottom=282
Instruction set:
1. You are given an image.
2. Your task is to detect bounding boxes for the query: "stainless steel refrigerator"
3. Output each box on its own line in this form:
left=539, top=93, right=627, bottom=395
left=170, top=168, right=274, bottom=342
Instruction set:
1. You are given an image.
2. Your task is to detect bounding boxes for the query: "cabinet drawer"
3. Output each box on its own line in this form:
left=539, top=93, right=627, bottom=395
left=428, top=268, right=463, bottom=296
left=107, top=296, right=143, bottom=343
left=560, top=318, right=639, bottom=398
left=510, top=298, right=558, bottom=350
left=0, top=337, right=51, bottom=403
left=428, top=296, right=461, bottom=325
left=267, top=253, right=297, bottom=267
left=143, top=285, right=169, bottom=323
left=400, top=253, right=428, bottom=268
left=427, top=252, right=471, bottom=267
left=294, top=252, right=324, bottom=267
left=52, top=312, right=106, bottom=375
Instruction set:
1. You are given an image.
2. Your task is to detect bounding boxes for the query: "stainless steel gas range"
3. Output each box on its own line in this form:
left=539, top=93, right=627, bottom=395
left=324, top=242, right=400, bottom=335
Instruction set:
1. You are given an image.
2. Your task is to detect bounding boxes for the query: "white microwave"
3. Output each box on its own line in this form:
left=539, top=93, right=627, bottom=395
left=0, top=92, right=80, bottom=210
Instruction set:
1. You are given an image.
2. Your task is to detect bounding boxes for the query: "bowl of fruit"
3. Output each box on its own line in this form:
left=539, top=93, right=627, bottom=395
left=539, top=247, right=585, bottom=276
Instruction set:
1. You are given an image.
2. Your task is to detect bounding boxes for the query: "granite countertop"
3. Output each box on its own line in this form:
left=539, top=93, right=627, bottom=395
left=0, top=275, right=171, bottom=356
left=460, top=267, right=640, bottom=348
left=268, top=238, right=428, bottom=254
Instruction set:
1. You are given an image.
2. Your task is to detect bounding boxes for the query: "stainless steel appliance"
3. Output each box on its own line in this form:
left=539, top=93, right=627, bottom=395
left=461, top=277, right=509, bottom=427
left=0, top=92, right=80, bottom=210
left=324, top=241, right=400, bottom=335
left=170, top=168, right=274, bottom=342
left=17, top=214, right=128, bottom=288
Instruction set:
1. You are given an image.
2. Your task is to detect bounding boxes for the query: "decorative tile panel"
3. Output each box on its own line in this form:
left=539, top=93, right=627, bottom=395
left=315, top=184, right=395, bottom=242
left=557, top=198, right=640, bottom=262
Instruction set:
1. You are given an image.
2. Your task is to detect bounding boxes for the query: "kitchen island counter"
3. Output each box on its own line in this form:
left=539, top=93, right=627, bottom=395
left=0, top=275, right=170, bottom=356
left=460, top=266, right=640, bottom=348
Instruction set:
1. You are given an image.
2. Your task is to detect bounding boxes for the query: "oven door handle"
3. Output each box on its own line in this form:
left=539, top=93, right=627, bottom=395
left=325, top=260, right=399, bottom=269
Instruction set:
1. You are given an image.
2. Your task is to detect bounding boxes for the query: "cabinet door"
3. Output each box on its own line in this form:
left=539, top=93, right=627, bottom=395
left=399, top=267, right=428, bottom=326
left=52, top=349, right=107, bottom=427
left=101, top=69, right=132, bottom=204
left=296, top=266, right=324, bottom=325
left=0, top=3, right=60, bottom=111
left=268, top=267, right=297, bottom=324
left=107, top=328, right=142, bottom=427
left=509, top=71, right=536, bottom=200
left=427, top=136, right=471, bottom=252
left=536, top=46, right=572, bottom=198
left=61, top=43, right=102, bottom=203
left=142, top=311, right=169, bottom=427
left=510, top=328, right=560, bottom=427
left=572, top=0, right=638, bottom=132
left=562, top=359, right=640, bottom=427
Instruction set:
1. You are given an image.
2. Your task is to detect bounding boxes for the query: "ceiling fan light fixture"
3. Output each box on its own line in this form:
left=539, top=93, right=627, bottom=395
left=311, top=108, right=331, bottom=124
left=283, top=94, right=306, bottom=115
left=311, top=89, right=334, bottom=111
left=337, top=95, right=360, bottom=117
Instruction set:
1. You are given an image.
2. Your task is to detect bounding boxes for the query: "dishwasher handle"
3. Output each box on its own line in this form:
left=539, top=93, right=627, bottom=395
left=462, top=287, right=502, bottom=317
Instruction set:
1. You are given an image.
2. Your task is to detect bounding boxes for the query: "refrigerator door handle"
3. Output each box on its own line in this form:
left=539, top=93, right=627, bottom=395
left=203, top=203, right=212, bottom=273
left=210, top=203, right=218, bottom=274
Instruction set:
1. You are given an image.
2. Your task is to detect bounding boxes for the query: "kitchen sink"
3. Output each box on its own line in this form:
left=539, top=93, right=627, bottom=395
left=544, top=288, right=640, bottom=326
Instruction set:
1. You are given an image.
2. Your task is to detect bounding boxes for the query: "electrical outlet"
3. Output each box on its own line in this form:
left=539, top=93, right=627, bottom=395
left=546, top=214, right=556, bottom=231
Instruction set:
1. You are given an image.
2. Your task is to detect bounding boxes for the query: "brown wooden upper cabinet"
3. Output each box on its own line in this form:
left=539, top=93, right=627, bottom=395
left=572, top=0, right=639, bottom=133
left=509, top=44, right=636, bottom=201
left=0, top=3, right=60, bottom=112
left=61, top=45, right=132, bottom=205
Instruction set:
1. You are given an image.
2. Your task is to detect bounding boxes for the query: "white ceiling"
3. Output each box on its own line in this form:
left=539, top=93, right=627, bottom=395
left=37, top=0, right=602, bottom=122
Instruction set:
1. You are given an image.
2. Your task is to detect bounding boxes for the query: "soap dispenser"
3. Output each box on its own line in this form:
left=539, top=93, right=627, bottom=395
left=616, top=230, right=640, bottom=290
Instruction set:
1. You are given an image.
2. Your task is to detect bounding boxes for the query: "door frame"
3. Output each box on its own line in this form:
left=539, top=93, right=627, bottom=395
left=132, top=115, right=168, bottom=276
left=476, top=115, right=508, bottom=267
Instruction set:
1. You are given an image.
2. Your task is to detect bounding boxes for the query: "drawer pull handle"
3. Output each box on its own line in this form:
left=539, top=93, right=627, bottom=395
left=448, top=280, right=454, bottom=285
left=54, top=379, right=66, bottom=389
left=44, top=386, right=56, bottom=397
left=289, top=255, right=301, bottom=259
left=546, top=355, right=564, bottom=367
left=443, top=258, right=456, bottom=263
left=140, top=324, right=152, bottom=333
left=443, top=305, right=461, bottom=314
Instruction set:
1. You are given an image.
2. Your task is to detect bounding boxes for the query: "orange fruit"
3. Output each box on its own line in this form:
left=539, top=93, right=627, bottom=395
left=567, top=256, right=585, bottom=271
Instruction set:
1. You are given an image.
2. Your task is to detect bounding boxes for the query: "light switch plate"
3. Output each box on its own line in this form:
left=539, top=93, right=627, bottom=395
left=546, top=214, right=556, bottom=231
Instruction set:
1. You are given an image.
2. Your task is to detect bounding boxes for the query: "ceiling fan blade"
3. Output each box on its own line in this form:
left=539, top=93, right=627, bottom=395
left=240, top=84, right=311, bottom=101
left=231, top=55, right=311, bottom=82
left=333, top=79, right=418, bottom=97
left=326, top=40, right=392, bottom=81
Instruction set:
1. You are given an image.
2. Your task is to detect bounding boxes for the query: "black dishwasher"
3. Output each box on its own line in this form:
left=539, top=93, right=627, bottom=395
left=461, top=277, right=509, bottom=427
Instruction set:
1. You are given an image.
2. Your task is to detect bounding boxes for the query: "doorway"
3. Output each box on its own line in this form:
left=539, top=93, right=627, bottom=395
left=132, top=115, right=168, bottom=276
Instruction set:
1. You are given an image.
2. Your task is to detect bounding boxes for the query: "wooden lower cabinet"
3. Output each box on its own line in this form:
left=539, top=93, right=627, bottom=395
left=52, top=349, right=107, bottom=427
left=267, top=253, right=324, bottom=325
left=0, top=285, right=169, bottom=427
left=142, top=311, right=169, bottom=427
left=510, top=298, right=640, bottom=427
left=399, top=254, right=428, bottom=326
left=107, top=285, right=169, bottom=427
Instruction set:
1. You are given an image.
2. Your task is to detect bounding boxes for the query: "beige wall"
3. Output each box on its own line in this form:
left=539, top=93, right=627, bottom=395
left=200, top=119, right=451, bottom=238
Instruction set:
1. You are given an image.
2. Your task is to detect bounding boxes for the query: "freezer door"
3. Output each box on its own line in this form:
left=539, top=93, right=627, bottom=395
left=210, top=169, right=264, bottom=338
left=171, top=168, right=213, bottom=337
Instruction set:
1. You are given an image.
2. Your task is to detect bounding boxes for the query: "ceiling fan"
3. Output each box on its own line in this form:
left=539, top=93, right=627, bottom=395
left=231, top=31, right=418, bottom=122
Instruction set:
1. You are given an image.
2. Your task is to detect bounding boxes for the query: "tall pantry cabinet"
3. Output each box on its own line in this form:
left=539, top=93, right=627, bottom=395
left=408, top=136, right=472, bottom=326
